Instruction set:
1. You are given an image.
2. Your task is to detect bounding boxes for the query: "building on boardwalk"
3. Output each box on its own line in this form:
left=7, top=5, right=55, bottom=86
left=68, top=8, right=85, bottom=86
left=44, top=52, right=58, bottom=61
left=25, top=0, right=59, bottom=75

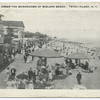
left=0, top=14, right=25, bottom=65
left=3, top=21, right=25, bottom=54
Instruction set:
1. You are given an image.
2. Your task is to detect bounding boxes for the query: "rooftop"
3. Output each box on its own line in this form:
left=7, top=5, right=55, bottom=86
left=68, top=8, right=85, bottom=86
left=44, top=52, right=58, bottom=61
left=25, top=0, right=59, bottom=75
left=3, top=21, right=25, bottom=28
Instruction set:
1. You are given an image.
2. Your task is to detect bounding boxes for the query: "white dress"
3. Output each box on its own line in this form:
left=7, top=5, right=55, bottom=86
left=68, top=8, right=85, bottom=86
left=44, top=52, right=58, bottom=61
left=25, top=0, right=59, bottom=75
left=23, top=50, right=25, bottom=54
left=5, top=69, right=10, bottom=81
left=27, top=56, right=30, bottom=63
left=28, top=83, right=34, bottom=89
left=11, top=80, right=17, bottom=89
left=6, top=81, right=12, bottom=89
left=63, top=68, right=66, bottom=75
left=51, top=68, right=55, bottom=76
left=49, top=73, right=53, bottom=80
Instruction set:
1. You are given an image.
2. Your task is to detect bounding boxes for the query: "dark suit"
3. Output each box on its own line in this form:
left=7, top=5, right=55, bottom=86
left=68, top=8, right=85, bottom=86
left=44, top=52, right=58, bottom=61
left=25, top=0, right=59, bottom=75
left=76, top=73, right=82, bottom=84
left=28, top=70, right=33, bottom=80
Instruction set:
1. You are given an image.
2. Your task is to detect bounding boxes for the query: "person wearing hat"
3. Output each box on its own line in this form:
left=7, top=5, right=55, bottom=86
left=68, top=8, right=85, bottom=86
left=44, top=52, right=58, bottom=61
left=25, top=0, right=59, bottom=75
left=11, top=66, right=16, bottom=80
left=28, top=68, right=33, bottom=80
left=76, top=72, right=82, bottom=85
left=5, top=67, right=10, bottom=81
left=23, top=55, right=27, bottom=63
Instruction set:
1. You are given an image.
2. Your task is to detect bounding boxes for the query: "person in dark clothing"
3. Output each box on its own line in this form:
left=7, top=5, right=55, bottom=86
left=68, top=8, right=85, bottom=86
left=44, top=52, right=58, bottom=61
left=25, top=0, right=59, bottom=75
left=75, top=59, right=78, bottom=65
left=11, top=67, right=16, bottom=80
left=33, top=70, right=36, bottom=83
left=65, top=58, right=68, bottom=64
left=71, top=63, right=75, bottom=69
left=69, top=59, right=72, bottom=64
left=9, top=54, right=12, bottom=61
left=28, top=68, right=33, bottom=80
left=19, top=49, right=21, bottom=54
left=32, top=49, right=34, bottom=52
left=25, top=49, right=27, bottom=53
left=85, top=61, right=89, bottom=70
left=32, top=56, right=34, bottom=61
left=24, top=55, right=27, bottom=63
left=76, top=72, right=82, bottom=85
left=55, top=67, right=62, bottom=75
left=25, top=51, right=29, bottom=57
left=17, top=49, right=19, bottom=53
left=81, top=63, right=85, bottom=69
left=13, top=52, right=16, bottom=59
left=18, top=80, right=25, bottom=89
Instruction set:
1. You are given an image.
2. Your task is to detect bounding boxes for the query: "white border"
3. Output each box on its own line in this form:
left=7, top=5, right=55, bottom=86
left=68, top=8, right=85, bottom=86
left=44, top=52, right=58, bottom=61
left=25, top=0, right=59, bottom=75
left=0, top=0, right=100, bottom=2
left=0, top=1, right=100, bottom=100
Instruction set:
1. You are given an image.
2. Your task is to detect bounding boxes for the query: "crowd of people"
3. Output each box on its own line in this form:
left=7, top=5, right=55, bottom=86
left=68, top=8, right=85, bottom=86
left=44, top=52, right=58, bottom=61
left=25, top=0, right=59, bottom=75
left=46, top=40, right=100, bottom=60
left=44, top=40, right=100, bottom=69
left=4, top=40, right=56, bottom=89
left=4, top=39, right=100, bottom=89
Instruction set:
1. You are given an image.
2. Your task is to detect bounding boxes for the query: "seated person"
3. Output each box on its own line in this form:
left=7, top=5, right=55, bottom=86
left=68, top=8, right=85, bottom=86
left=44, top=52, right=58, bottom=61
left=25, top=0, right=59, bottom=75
left=89, top=66, right=94, bottom=73
left=55, top=67, right=62, bottom=75
left=80, top=63, right=85, bottom=69
left=71, top=63, right=75, bottom=69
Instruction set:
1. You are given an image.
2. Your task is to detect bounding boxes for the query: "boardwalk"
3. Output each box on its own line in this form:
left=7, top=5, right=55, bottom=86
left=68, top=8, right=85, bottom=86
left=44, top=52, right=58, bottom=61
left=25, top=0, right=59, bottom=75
left=0, top=53, right=100, bottom=89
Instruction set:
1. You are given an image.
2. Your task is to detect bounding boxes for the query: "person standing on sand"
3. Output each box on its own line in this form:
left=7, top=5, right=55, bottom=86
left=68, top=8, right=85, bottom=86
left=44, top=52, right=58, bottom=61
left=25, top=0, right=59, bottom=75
left=24, top=55, right=27, bottom=63
left=28, top=68, right=33, bottom=80
left=76, top=72, right=82, bottom=85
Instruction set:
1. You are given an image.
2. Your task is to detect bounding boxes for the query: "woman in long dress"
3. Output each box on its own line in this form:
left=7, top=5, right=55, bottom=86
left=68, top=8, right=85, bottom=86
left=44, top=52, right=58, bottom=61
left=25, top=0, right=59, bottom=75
left=27, top=56, right=30, bottom=63
left=28, top=80, right=34, bottom=89
left=22, top=79, right=28, bottom=89
left=6, top=79, right=12, bottom=89
left=11, top=79, right=17, bottom=89
left=51, top=67, right=55, bottom=77
left=49, top=71, right=53, bottom=82
left=5, top=67, right=10, bottom=81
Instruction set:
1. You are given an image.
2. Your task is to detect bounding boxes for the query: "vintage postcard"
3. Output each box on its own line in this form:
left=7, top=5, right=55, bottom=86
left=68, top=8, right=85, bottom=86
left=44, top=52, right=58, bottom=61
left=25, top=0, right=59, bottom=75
left=0, top=2, right=100, bottom=97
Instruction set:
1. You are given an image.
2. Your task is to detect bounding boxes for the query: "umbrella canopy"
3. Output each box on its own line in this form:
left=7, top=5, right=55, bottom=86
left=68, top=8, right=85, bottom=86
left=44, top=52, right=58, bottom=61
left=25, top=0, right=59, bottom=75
left=66, top=52, right=90, bottom=59
left=17, top=72, right=28, bottom=80
left=29, top=48, right=61, bottom=58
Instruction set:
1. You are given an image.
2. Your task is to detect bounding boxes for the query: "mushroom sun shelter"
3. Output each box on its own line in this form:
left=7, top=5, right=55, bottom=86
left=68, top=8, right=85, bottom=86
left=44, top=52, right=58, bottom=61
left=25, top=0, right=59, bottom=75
left=66, top=52, right=90, bottom=59
left=29, top=48, right=61, bottom=58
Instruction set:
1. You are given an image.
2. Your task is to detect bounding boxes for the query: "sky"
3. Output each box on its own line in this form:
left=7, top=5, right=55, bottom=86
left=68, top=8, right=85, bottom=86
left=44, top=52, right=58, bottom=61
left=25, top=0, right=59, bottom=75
left=1, top=6, right=100, bottom=43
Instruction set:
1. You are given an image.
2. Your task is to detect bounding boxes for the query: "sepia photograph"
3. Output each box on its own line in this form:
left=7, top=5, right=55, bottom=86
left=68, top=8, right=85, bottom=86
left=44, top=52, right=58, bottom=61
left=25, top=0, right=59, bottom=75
left=0, top=2, right=100, bottom=97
